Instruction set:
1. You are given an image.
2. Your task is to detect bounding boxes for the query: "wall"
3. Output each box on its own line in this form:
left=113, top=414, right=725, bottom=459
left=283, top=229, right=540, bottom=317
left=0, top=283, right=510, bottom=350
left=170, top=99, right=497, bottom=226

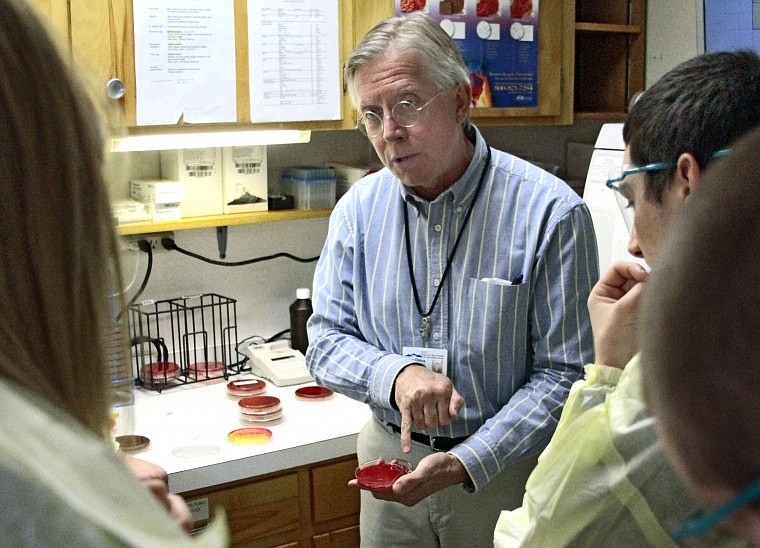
left=117, top=120, right=605, bottom=350
left=646, top=0, right=701, bottom=86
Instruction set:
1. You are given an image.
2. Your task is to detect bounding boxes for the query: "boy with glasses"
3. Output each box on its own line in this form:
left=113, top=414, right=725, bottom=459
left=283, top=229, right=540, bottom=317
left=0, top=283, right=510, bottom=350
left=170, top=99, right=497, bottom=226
left=306, top=12, right=598, bottom=547
left=641, top=125, right=760, bottom=545
left=495, top=50, right=760, bottom=546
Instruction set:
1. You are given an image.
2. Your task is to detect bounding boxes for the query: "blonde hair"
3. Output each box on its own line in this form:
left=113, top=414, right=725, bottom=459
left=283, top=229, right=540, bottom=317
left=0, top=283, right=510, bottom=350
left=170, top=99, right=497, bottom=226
left=0, top=0, right=125, bottom=437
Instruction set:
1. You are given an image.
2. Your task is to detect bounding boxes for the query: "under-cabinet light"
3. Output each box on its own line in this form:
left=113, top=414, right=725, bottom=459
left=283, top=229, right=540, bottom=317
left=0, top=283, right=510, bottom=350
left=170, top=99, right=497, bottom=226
left=111, top=129, right=311, bottom=152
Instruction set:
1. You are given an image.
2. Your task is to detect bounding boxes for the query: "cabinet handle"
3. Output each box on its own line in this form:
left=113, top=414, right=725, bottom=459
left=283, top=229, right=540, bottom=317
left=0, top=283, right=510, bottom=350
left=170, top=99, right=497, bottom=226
left=106, top=78, right=126, bottom=100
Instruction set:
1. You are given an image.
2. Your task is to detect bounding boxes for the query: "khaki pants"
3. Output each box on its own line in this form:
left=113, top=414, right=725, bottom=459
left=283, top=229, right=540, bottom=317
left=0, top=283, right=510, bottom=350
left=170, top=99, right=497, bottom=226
left=357, top=416, right=537, bottom=548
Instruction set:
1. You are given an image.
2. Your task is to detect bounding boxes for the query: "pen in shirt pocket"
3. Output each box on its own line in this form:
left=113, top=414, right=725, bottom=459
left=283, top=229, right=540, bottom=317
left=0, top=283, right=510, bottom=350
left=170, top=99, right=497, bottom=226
left=479, top=275, right=524, bottom=286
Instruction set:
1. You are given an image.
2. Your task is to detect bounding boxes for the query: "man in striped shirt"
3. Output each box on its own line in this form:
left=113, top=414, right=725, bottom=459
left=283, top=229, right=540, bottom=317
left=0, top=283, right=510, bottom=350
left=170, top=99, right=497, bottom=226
left=305, top=13, right=598, bottom=547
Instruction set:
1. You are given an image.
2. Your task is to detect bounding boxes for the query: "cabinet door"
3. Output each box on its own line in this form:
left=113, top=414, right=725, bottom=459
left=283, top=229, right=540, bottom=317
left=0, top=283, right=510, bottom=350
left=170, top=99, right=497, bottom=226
left=29, top=0, right=70, bottom=40
left=313, top=525, right=361, bottom=548
left=185, top=472, right=302, bottom=545
left=66, top=0, right=355, bottom=131
left=350, top=0, right=573, bottom=126
left=311, top=457, right=360, bottom=524
left=69, top=0, right=136, bottom=126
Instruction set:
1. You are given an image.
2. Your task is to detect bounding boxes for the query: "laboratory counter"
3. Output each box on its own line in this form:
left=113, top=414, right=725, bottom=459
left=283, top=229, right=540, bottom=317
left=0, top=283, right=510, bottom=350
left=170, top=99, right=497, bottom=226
left=129, top=375, right=371, bottom=546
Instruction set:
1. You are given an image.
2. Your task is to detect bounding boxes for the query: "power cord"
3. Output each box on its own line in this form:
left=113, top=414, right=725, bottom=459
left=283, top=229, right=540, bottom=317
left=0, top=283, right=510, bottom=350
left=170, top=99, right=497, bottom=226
left=160, top=237, right=319, bottom=266
left=117, top=239, right=153, bottom=321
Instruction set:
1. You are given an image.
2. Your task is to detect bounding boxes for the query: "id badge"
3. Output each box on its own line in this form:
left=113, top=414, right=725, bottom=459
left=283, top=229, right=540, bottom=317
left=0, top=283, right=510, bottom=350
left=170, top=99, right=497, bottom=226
left=402, top=347, right=448, bottom=376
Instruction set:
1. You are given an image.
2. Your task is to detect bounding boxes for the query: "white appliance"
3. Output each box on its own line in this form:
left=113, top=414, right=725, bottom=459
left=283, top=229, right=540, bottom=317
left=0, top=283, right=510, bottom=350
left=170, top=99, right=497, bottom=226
left=582, top=123, right=647, bottom=274
left=243, top=340, right=314, bottom=386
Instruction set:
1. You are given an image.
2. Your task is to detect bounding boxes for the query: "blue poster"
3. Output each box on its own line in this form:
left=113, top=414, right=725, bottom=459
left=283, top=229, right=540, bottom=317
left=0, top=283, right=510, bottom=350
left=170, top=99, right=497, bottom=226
left=395, top=0, right=539, bottom=108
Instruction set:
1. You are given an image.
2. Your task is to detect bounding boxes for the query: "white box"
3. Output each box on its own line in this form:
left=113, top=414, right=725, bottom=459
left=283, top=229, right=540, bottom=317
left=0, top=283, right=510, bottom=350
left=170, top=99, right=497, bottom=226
left=222, top=146, right=268, bottom=214
left=147, top=202, right=182, bottom=222
left=112, top=198, right=152, bottom=224
left=130, top=179, right=184, bottom=205
left=160, top=148, right=223, bottom=218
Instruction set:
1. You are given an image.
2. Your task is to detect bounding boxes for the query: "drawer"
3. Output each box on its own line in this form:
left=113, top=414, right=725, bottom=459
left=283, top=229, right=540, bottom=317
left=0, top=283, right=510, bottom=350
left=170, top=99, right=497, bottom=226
left=310, top=457, right=360, bottom=524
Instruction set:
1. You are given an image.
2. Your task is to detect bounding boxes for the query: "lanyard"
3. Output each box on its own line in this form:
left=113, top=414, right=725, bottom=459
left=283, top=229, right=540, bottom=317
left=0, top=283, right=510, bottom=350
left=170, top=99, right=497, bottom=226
left=403, top=146, right=492, bottom=342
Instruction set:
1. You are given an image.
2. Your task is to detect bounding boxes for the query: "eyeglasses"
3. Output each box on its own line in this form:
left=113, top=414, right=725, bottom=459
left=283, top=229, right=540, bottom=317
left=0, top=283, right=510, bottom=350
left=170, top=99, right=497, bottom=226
left=605, top=149, right=732, bottom=192
left=671, top=474, right=760, bottom=543
left=604, top=149, right=731, bottom=232
left=356, top=90, right=445, bottom=138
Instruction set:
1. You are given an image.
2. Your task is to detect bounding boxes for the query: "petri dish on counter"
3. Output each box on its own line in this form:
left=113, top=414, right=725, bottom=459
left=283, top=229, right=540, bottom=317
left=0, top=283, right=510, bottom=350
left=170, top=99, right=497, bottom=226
left=295, top=385, right=333, bottom=400
left=355, top=459, right=412, bottom=492
left=227, top=378, right=266, bottom=397
left=171, top=443, right=221, bottom=459
left=239, top=408, right=283, bottom=424
left=227, top=427, right=272, bottom=445
left=115, top=434, right=150, bottom=453
left=238, top=395, right=280, bottom=412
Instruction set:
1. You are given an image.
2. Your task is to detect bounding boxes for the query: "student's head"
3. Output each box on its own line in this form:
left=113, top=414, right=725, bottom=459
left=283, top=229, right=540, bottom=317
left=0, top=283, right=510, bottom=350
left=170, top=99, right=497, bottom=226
left=640, top=126, right=760, bottom=544
left=0, top=0, right=122, bottom=436
left=613, top=50, right=760, bottom=263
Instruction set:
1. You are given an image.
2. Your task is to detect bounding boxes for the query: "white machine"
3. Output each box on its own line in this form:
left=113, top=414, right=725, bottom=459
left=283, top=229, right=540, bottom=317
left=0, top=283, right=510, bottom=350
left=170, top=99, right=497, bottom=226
left=582, top=123, right=648, bottom=273
left=243, top=340, right=314, bottom=386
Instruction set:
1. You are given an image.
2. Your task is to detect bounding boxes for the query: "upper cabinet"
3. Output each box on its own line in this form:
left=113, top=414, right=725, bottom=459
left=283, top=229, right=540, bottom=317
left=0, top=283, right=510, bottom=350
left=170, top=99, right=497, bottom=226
left=35, top=0, right=576, bottom=131
left=352, top=0, right=575, bottom=126
left=574, top=0, right=646, bottom=119
left=38, top=0, right=357, bottom=132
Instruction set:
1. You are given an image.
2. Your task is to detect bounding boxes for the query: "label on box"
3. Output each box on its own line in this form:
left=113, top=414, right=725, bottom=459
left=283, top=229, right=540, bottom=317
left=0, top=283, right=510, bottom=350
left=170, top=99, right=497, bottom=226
left=160, top=148, right=223, bottom=218
left=222, top=146, right=268, bottom=214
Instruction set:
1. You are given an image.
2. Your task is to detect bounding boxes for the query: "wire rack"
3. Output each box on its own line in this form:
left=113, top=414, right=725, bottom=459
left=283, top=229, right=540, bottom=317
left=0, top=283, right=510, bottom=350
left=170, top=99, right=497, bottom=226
left=128, top=293, right=242, bottom=392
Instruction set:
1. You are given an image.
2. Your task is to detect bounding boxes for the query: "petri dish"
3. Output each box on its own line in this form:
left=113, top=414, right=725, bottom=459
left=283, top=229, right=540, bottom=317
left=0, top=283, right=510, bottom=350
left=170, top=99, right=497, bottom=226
left=227, top=378, right=266, bottom=397
left=115, top=434, right=150, bottom=453
left=189, top=361, right=226, bottom=377
left=239, top=409, right=283, bottom=424
left=295, top=385, right=333, bottom=400
left=227, top=427, right=272, bottom=445
left=238, top=395, right=280, bottom=412
left=171, top=443, right=220, bottom=459
left=139, top=361, right=180, bottom=387
left=355, top=459, right=412, bottom=491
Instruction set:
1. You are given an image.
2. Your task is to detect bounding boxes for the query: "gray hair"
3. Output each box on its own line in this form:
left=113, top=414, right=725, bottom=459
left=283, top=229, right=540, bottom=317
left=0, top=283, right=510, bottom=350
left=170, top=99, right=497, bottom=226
left=344, top=13, right=470, bottom=108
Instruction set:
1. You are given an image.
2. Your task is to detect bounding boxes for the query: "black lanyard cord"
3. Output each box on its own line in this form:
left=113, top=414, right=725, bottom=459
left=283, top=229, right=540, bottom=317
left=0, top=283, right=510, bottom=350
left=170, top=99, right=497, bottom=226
left=403, top=146, right=492, bottom=320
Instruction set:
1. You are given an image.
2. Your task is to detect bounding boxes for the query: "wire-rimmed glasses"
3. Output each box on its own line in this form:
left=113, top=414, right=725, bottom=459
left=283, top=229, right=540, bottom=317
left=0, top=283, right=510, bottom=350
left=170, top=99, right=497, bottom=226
left=356, top=90, right=445, bottom=138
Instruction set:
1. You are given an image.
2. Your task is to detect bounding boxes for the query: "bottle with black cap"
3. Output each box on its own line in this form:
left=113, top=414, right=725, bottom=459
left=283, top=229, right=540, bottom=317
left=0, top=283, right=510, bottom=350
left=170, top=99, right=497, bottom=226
left=289, top=287, right=313, bottom=354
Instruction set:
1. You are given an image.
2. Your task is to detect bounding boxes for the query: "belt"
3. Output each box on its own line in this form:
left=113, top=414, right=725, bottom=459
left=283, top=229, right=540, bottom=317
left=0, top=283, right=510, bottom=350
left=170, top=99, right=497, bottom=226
left=386, top=422, right=468, bottom=452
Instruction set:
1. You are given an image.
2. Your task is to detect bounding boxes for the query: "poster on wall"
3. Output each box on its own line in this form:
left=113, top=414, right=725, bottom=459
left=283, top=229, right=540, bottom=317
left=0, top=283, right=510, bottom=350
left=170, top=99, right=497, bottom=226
left=394, top=0, right=538, bottom=108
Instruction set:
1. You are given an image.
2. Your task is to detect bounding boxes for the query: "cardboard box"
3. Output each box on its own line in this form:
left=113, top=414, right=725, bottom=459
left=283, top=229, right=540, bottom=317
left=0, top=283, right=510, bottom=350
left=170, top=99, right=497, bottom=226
left=222, top=146, right=268, bottom=214
left=130, top=179, right=184, bottom=205
left=160, top=148, right=223, bottom=218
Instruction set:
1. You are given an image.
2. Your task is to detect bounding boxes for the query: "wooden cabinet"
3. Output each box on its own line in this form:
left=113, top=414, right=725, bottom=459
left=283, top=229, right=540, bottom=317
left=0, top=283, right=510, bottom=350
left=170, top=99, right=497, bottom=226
left=352, top=0, right=575, bottom=126
left=574, top=0, right=646, bottom=119
left=181, top=455, right=360, bottom=547
left=39, top=0, right=356, bottom=132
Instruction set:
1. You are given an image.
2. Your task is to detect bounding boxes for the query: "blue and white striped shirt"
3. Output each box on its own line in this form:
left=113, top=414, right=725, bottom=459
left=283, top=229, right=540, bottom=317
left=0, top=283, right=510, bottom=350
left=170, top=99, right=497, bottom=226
left=306, top=127, right=598, bottom=490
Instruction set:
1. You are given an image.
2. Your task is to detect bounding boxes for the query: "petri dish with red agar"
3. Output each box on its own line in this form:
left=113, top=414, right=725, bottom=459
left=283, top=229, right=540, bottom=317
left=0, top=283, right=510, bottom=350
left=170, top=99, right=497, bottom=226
left=227, top=378, right=266, bottom=397
left=238, top=395, right=280, bottom=412
left=355, top=459, right=412, bottom=491
left=295, top=385, right=333, bottom=400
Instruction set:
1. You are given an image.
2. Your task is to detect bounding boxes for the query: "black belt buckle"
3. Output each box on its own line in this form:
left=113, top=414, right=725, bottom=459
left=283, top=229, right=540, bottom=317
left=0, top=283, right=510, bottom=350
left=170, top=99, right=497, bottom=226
left=428, top=436, right=449, bottom=452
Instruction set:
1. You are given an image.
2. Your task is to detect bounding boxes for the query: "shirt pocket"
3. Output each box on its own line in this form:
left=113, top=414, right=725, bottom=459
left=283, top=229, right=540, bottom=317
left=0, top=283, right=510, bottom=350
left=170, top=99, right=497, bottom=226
left=454, top=277, right=531, bottom=382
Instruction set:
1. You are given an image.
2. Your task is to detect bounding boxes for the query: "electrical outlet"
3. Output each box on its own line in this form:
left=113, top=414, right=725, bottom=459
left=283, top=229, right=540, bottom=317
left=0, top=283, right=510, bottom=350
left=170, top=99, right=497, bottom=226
left=120, top=231, right=174, bottom=253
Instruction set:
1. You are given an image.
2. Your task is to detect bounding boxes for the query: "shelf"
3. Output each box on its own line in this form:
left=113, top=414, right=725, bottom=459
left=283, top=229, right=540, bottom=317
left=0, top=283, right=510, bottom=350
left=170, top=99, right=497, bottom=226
left=117, top=208, right=332, bottom=236
left=574, top=22, right=643, bottom=34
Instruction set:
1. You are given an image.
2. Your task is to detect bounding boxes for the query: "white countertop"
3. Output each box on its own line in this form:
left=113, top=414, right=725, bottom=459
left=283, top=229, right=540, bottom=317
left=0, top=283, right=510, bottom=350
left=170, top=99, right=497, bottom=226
left=129, top=375, right=371, bottom=493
